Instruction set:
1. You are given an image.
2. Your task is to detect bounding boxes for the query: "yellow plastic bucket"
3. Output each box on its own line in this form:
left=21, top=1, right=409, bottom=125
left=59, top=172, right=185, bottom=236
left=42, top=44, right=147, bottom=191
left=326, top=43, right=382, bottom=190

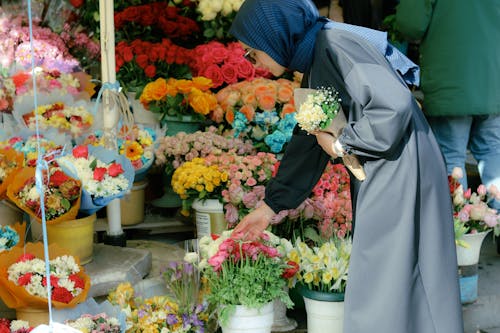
left=120, top=180, right=148, bottom=226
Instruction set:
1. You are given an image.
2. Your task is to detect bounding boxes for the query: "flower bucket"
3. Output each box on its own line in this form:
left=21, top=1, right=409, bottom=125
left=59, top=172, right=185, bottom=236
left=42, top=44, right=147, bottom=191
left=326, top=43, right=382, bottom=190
left=16, top=306, right=49, bottom=326
left=163, top=115, right=202, bottom=136
left=31, top=214, right=96, bottom=265
left=152, top=173, right=182, bottom=208
left=219, top=302, right=274, bottom=333
left=192, top=198, right=227, bottom=239
left=120, top=180, right=148, bottom=226
left=456, top=231, right=490, bottom=304
left=297, top=285, right=344, bottom=333
left=0, top=200, right=24, bottom=226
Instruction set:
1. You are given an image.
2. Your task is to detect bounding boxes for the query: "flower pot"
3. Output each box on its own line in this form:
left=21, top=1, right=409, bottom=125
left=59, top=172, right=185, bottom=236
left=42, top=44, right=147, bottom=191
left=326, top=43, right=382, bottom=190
left=192, top=198, right=227, bottom=239
left=30, top=214, right=96, bottom=265
left=163, top=115, right=202, bottom=136
left=219, top=302, right=274, bottom=333
left=16, top=306, right=49, bottom=326
left=0, top=200, right=24, bottom=226
left=120, top=180, right=148, bottom=226
left=456, top=231, right=490, bottom=304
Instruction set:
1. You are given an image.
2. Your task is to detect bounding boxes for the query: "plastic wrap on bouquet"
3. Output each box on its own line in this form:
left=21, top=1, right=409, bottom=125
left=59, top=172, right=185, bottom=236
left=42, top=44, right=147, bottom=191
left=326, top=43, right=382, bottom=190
left=0, top=242, right=91, bottom=310
left=0, top=148, right=24, bottom=199
left=57, top=146, right=135, bottom=215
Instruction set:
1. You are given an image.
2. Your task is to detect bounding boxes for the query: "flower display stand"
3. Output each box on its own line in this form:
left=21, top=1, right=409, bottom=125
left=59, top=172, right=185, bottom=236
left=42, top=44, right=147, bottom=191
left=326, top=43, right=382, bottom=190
left=219, top=302, right=274, bottom=333
left=16, top=307, right=49, bottom=327
left=298, top=286, right=344, bottom=333
left=456, top=231, right=490, bottom=304
left=120, top=180, right=148, bottom=226
left=192, top=198, right=227, bottom=239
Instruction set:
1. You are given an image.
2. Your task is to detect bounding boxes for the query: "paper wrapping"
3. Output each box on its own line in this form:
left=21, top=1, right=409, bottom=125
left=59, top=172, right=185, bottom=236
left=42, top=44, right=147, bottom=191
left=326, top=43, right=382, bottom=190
left=0, top=242, right=91, bottom=310
left=0, top=149, right=25, bottom=199
left=6, top=167, right=82, bottom=225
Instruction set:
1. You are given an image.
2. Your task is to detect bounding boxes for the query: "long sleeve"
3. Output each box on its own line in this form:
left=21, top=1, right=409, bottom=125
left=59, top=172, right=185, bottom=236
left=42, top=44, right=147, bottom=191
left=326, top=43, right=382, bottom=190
left=395, top=0, right=434, bottom=41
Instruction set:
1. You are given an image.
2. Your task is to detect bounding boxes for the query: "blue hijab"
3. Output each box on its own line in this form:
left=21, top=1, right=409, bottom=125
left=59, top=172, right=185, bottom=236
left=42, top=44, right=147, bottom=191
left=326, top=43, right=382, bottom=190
left=229, top=0, right=420, bottom=85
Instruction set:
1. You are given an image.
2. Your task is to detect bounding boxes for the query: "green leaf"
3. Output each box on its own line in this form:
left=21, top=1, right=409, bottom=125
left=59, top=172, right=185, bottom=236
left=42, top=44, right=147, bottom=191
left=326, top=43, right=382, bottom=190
left=89, top=159, right=97, bottom=171
left=61, top=198, right=71, bottom=210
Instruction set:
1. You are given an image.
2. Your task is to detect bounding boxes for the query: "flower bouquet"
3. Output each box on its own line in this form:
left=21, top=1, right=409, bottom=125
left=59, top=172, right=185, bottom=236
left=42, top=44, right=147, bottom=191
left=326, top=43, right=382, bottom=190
left=65, top=313, right=121, bottom=333
left=108, top=281, right=211, bottom=333
left=294, top=87, right=366, bottom=181
left=139, top=76, right=218, bottom=125
left=198, top=229, right=293, bottom=325
left=0, top=148, right=24, bottom=199
left=0, top=222, right=26, bottom=253
left=56, top=145, right=134, bottom=215
left=6, top=166, right=82, bottom=225
left=217, top=77, right=299, bottom=153
left=0, top=242, right=90, bottom=309
left=448, top=167, right=500, bottom=247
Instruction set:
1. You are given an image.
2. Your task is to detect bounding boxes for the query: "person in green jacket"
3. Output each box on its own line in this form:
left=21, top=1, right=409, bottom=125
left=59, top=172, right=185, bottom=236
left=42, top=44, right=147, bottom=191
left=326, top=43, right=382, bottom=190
left=396, top=0, right=500, bottom=210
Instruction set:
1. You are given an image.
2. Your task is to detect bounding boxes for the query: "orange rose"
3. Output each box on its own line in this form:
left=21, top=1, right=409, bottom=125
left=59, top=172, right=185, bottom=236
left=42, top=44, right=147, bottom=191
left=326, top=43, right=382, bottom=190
left=239, top=104, right=255, bottom=121
left=257, top=93, right=276, bottom=111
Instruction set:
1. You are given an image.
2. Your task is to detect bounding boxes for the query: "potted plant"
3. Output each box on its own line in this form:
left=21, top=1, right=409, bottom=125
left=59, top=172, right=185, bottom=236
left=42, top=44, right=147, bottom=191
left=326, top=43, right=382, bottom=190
left=286, top=236, right=352, bottom=333
left=197, top=229, right=294, bottom=333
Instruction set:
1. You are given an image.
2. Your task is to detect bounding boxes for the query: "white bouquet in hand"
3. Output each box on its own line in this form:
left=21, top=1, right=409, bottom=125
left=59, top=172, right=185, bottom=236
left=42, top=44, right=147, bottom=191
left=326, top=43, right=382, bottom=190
left=295, top=87, right=366, bottom=181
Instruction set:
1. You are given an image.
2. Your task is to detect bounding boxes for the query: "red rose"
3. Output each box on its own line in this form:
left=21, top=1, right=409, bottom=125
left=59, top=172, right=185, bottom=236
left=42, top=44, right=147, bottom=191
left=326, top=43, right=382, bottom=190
left=50, top=170, right=70, bottom=187
left=237, top=59, right=256, bottom=80
left=93, top=167, right=107, bottom=181
left=16, top=253, right=36, bottom=263
left=69, top=274, right=85, bottom=289
left=144, top=65, right=156, bottom=78
left=42, top=275, right=60, bottom=287
left=17, top=273, right=33, bottom=286
left=69, top=0, right=84, bottom=8
left=108, top=163, right=124, bottom=177
left=220, top=63, right=238, bottom=85
left=282, top=261, right=300, bottom=279
left=122, top=46, right=134, bottom=62
left=135, top=54, right=149, bottom=69
left=202, top=65, right=224, bottom=89
left=73, top=145, right=88, bottom=159
left=51, top=286, right=73, bottom=303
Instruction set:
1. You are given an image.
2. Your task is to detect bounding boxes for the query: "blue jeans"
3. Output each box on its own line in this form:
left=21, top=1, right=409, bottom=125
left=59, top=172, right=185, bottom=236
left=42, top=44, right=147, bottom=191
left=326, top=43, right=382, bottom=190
left=428, top=114, right=500, bottom=210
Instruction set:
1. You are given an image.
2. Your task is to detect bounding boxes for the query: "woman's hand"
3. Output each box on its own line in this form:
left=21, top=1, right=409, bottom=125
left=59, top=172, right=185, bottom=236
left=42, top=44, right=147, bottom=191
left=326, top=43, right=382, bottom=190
left=315, top=131, right=338, bottom=158
left=232, top=203, right=275, bottom=241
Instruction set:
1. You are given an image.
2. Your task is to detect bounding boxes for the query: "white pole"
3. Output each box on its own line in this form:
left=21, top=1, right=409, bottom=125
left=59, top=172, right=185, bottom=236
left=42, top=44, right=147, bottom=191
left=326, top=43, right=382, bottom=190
left=99, top=0, right=123, bottom=237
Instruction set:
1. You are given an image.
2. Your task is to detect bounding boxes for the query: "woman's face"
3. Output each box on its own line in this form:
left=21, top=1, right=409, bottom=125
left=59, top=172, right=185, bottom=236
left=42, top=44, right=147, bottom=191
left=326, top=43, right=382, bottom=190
left=240, top=42, right=286, bottom=77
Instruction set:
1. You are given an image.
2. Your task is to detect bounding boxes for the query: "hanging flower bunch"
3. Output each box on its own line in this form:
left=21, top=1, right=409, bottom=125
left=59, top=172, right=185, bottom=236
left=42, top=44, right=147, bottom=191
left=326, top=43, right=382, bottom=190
left=114, top=3, right=200, bottom=44
left=0, top=134, right=63, bottom=168
left=65, top=313, right=121, bottom=333
left=0, top=13, right=79, bottom=72
left=139, top=76, right=218, bottom=124
left=115, top=38, right=192, bottom=93
left=286, top=236, right=352, bottom=294
left=56, top=145, right=134, bottom=215
left=217, top=77, right=300, bottom=153
left=154, top=126, right=255, bottom=177
left=0, top=318, right=32, bottom=333
left=7, top=166, right=82, bottom=224
left=195, top=0, right=245, bottom=42
left=108, top=282, right=211, bottom=333
left=448, top=167, right=500, bottom=245
left=197, top=229, right=293, bottom=324
left=188, top=41, right=270, bottom=89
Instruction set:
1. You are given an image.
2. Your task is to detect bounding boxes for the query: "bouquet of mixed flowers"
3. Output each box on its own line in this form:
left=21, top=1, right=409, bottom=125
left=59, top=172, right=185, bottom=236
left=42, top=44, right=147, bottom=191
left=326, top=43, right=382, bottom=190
left=272, top=162, right=352, bottom=241
left=295, top=87, right=366, bottom=181
left=84, top=124, right=157, bottom=182
left=0, top=222, right=26, bottom=253
left=0, top=318, right=32, bottom=333
left=448, top=167, right=500, bottom=247
left=0, top=242, right=90, bottom=309
left=217, top=77, right=299, bottom=153
left=7, top=166, right=81, bottom=225
left=65, top=313, right=121, bottom=333
left=115, top=38, right=192, bottom=93
left=0, top=133, right=64, bottom=168
left=0, top=148, right=24, bottom=199
left=108, top=282, right=210, bottom=333
left=286, top=236, right=352, bottom=294
left=139, top=76, right=218, bottom=125
left=154, top=126, right=255, bottom=177
left=198, top=229, right=293, bottom=324
left=56, top=145, right=134, bottom=215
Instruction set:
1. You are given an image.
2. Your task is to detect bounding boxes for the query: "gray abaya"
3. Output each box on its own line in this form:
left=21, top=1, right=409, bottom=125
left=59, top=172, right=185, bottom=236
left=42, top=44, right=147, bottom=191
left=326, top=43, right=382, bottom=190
left=264, top=28, right=464, bottom=333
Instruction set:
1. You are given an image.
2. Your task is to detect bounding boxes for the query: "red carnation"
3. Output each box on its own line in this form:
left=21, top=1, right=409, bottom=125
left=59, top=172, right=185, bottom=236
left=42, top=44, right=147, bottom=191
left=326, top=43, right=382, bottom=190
left=69, top=274, right=85, bottom=289
left=16, top=253, right=36, bottom=263
left=50, top=170, right=70, bottom=187
left=51, top=286, right=73, bottom=303
left=93, top=167, right=107, bottom=181
left=282, top=261, right=300, bottom=279
left=108, top=163, right=124, bottom=177
left=42, top=275, right=60, bottom=288
left=17, top=273, right=33, bottom=286
left=73, top=145, right=88, bottom=159
left=0, top=325, right=9, bottom=333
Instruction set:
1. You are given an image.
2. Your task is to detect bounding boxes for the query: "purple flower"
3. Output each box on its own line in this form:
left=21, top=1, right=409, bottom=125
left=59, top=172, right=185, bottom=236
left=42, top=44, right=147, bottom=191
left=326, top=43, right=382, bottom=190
left=166, top=314, right=178, bottom=325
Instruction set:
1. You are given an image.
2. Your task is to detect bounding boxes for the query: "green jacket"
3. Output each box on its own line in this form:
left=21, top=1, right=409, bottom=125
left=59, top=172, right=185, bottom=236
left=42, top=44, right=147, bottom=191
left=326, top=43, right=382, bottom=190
left=396, top=0, right=500, bottom=116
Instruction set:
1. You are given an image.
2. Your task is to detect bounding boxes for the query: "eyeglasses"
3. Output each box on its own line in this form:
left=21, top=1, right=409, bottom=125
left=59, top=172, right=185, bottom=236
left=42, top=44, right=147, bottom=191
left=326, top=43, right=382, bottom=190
left=244, top=48, right=257, bottom=64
